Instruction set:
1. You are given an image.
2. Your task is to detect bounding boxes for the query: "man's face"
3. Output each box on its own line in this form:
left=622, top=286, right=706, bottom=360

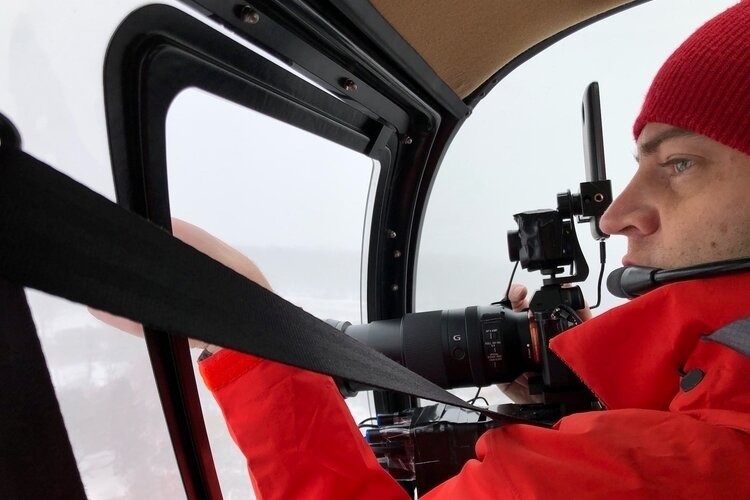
left=599, top=122, right=750, bottom=269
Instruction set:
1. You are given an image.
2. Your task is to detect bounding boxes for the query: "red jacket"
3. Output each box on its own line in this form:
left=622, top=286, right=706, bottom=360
left=199, top=274, right=750, bottom=499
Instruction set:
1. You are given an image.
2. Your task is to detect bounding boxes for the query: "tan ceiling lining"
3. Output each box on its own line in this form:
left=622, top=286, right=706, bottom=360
left=370, top=0, right=635, bottom=98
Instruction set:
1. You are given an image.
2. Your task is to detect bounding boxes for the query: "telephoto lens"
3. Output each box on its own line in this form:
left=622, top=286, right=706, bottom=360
left=329, top=305, right=538, bottom=390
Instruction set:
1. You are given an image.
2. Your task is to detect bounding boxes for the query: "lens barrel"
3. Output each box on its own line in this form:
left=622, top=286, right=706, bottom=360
left=336, top=305, right=535, bottom=389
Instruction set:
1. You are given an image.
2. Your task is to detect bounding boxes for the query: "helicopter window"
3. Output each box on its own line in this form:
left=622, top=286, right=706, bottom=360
left=165, top=86, right=378, bottom=497
left=12, top=2, right=193, bottom=498
left=414, top=0, right=736, bottom=404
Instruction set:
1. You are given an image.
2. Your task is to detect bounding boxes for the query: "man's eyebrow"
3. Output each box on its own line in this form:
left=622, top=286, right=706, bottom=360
left=637, top=128, right=698, bottom=157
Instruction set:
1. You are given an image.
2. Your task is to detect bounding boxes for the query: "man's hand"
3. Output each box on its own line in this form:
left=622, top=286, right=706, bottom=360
left=496, top=283, right=591, bottom=403
left=508, top=283, right=529, bottom=312
left=509, top=283, right=592, bottom=320
left=89, top=218, right=272, bottom=352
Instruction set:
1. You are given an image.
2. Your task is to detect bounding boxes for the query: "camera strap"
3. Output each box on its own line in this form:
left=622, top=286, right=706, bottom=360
left=0, top=146, right=542, bottom=425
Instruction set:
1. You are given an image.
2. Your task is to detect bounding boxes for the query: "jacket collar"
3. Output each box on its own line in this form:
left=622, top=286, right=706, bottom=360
left=550, top=272, right=750, bottom=410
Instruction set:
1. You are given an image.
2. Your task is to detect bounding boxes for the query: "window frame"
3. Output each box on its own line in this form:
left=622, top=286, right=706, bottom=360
left=103, top=4, right=417, bottom=496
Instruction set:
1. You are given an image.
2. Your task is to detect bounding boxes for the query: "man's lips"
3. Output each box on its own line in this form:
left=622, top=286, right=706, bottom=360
left=620, top=250, right=635, bottom=266
left=621, top=253, right=652, bottom=268
left=621, top=251, right=657, bottom=269
left=621, top=245, right=649, bottom=267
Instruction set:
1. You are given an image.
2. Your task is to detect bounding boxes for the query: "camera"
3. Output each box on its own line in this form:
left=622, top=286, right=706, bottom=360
left=332, top=185, right=606, bottom=410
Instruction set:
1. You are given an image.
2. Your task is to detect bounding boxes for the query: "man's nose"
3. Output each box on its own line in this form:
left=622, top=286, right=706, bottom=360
left=599, top=174, right=659, bottom=237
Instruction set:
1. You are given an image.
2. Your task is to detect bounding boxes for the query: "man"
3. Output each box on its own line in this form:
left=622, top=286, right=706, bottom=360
left=97, top=1, right=750, bottom=498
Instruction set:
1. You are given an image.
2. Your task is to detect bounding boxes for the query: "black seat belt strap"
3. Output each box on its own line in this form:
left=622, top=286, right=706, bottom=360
left=0, top=278, right=88, bottom=500
left=0, top=145, right=535, bottom=424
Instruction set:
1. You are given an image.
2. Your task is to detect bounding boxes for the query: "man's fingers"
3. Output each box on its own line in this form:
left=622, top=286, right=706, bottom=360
left=496, top=372, right=544, bottom=404
left=508, top=283, right=591, bottom=321
left=508, top=283, right=529, bottom=311
left=89, top=308, right=144, bottom=337
left=90, top=218, right=272, bottom=350
left=578, top=301, right=593, bottom=321
left=560, top=283, right=592, bottom=322
left=171, top=218, right=272, bottom=291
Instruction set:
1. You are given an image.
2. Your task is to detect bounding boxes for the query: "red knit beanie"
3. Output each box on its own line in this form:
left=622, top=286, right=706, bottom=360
left=633, top=0, right=750, bottom=155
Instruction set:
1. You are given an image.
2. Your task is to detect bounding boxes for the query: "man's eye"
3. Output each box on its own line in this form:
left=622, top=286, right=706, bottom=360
left=665, top=158, right=695, bottom=174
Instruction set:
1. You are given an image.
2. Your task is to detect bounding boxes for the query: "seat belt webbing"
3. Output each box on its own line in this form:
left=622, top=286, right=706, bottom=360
left=0, top=278, right=87, bottom=500
left=0, top=146, right=534, bottom=422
